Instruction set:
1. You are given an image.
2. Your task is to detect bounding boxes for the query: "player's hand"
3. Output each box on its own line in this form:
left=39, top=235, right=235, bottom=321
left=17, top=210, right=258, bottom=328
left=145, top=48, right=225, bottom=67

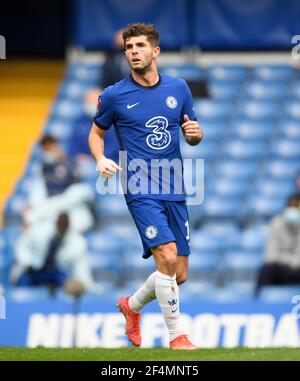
left=181, top=114, right=203, bottom=145
left=97, top=157, right=122, bottom=179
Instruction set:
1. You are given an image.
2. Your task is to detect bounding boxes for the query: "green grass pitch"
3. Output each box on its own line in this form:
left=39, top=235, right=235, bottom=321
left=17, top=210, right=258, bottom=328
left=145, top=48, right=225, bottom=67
left=0, top=347, right=299, bottom=361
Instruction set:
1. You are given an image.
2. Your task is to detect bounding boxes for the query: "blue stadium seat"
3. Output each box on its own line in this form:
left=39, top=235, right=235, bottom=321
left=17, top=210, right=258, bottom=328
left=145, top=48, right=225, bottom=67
left=245, top=195, right=285, bottom=219
left=222, top=140, right=266, bottom=160
left=228, top=120, right=274, bottom=140
left=193, top=100, right=232, bottom=120
left=238, top=101, right=280, bottom=119
left=191, top=231, right=226, bottom=253
left=7, top=287, right=51, bottom=302
left=86, top=230, right=122, bottom=255
left=161, top=64, right=204, bottom=80
left=44, top=118, right=74, bottom=142
left=244, top=81, right=287, bottom=100
left=51, top=99, right=83, bottom=120
left=237, top=227, right=268, bottom=253
left=96, top=195, right=129, bottom=219
left=207, top=65, right=248, bottom=81
left=283, top=101, right=300, bottom=119
left=270, top=139, right=300, bottom=160
left=188, top=252, right=220, bottom=273
left=252, top=65, right=295, bottom=81
left=181, top=140, right=219, bottom=159
left=276, top=119, right=300, bottom=139
left=209, top=81, right=241, bottom=99
left=262, top=159, right=300, bottom=179
left=58, top=80, right=95, bottom=100
left=203, top=286, right=253, bottom=302
left=201, top=196, right=242, bottom=220
left=253, top=178, right=295, bottom=198
left=214, top=160, right=259, bottom=180
left=66, top=63, right=102, bottom=84
left=198, top=120, right=227, bottom=139
left=206, top=178, right=250, bottom=198
left=290, top=81, right=300, bottom=99
left=259, top=285, right=300, bottom=303
left=222, top=252, right=263, bottom=273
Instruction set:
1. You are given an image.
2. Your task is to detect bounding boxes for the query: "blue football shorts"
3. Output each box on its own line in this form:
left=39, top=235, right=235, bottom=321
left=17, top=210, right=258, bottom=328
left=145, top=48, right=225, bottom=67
left=127, top=198, right=191, bottom=259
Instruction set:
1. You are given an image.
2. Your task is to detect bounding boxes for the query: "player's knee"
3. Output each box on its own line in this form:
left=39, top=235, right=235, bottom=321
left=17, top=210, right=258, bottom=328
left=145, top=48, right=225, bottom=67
left=155, top=244, right=177, bottom=267
left=176, top=271, right=188, bottom=285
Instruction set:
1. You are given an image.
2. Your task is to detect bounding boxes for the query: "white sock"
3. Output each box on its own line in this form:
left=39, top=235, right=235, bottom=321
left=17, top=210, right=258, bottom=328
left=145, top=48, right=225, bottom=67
left=129, top=272, right=156, bottom=312
left=155, top=270, right=185, bottom=341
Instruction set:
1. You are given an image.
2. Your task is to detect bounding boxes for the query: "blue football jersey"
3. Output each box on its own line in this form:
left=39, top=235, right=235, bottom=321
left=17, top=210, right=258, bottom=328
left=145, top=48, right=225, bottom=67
left=93, top=73, right=196, bottom=203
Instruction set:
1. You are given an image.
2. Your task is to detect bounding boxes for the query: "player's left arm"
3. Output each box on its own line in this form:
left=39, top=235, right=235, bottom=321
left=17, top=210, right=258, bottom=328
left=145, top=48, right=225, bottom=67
left=181, top=114, right=203, bottom=146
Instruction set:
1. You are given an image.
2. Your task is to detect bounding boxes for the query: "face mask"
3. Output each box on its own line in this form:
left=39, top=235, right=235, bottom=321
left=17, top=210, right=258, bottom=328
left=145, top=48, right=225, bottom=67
left=84, top=103, right=96, bottom=118
left=284, top=207, right=300, bottom=226
left=42, top=152, right=58, bottom=165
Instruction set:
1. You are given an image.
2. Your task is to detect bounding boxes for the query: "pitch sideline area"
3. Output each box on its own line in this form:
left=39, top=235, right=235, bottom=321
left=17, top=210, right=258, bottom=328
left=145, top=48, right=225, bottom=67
left=0, top=347, right=299, bottom=361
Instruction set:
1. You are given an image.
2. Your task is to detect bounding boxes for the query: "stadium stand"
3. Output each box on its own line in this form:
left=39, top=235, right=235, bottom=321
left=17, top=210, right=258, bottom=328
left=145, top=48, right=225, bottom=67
left=2, top=59, right=300, bottom=303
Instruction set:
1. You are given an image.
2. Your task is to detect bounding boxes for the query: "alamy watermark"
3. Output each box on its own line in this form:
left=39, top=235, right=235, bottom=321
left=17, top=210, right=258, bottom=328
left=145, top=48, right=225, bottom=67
left=0, top=35, right=6, bottom=59
left=96, top=151, right=204, bottom=206
left=291, top=295, right=300, bottom=319
left=0, top=295, right=5, bottom=319
left=291, top=35, right=300, bottom=60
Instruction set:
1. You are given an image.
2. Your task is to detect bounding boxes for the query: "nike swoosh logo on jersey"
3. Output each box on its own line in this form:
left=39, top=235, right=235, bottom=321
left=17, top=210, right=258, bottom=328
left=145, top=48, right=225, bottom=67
left=127, top=102, right=140, bottom=109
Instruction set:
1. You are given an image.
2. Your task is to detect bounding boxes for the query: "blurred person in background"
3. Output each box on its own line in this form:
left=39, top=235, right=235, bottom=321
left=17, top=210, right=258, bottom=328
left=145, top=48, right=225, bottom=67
left=100, top=29, right=131, bottom=88
left=24, top=135, right=95, bottom=233
left=69, top=89, right=119, bottom=164
left=10, top=213, right=100, bottom=294
left=256, top=194, right=300, bottom=294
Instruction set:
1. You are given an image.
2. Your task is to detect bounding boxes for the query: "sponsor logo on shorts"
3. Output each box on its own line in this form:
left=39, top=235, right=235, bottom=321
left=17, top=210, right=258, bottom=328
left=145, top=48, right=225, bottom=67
left=145, top=225, right=158, bottom=239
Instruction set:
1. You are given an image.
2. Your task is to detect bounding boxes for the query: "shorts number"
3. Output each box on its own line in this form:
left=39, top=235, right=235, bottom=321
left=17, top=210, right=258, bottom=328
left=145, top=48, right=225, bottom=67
left=185, top=220, right=190, bottom=241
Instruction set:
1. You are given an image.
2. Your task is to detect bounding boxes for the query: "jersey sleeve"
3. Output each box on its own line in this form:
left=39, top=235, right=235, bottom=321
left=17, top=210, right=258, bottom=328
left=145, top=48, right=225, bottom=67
left=180, top=80, right=197, bottom=125
left=93, top=86, right=115, bottom=130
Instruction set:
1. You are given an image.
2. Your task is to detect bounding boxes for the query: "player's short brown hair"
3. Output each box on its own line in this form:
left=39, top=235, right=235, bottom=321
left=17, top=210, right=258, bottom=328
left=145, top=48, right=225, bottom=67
left=122, top=23, right=160, bottom=48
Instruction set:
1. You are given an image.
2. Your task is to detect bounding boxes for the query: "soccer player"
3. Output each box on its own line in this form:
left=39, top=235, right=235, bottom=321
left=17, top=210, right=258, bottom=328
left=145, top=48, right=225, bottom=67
left=89, top=23, right=203, bottom=350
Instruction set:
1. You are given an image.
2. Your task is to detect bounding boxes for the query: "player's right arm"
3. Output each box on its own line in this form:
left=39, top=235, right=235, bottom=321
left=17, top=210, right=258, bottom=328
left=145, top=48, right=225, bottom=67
left=88, top=123, right=122, bottom=179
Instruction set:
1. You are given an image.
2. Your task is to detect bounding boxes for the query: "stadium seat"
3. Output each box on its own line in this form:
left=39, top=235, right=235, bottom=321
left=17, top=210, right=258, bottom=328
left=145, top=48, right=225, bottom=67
left=181, top=140, right=219, bottom=159
left=188, top=252, right=220, bottom=276
left=245, top=195, right=285, bottom=219
left=238, top=100, right=280, bottom=119
left=214, top=160, right=259, bottom=180
left=201, top=196, right=242, bottom=221
left=221, top=251, right=263, bottom=275
left=96, top=195, right=129, bottom=220
left=228, top=120, right=274, bottom=140
left=191, top=230, right=226, bottom=253
left=270, top=139, right=300, bottom=160
left=66, top=63, right=102, bottom=83
left=262, top=159, right=300, bottom=180
left=283, top=101, right=300, bottom=119
left=221, top=140, right=266, bottom=160
left=259, top=285, right=300, bottom=303
left=206, top=178, right=250, bottom=198
left=58, top=80, right=95, bottom=100
left=193, top=99, right=232, bottom=120
left=207, top=65, right=248, bottom=81
left=253, top=178, right=295, bottom=198
left=198, top=120, right=227, bottom=140
left=161, top=64, right=204, bottom=80
left=51, top=99, right=83, bottom=120
left=44, top=118, right=73, bottom=142
left=86, top=230, right=122, bottom=255
left=244, top=81, right=287, bottom=100
left=6, top=287, right=51, bottom=302
left=276, top=119, right=300, bottom=139
left=252, top=65, right=295, bottom=81
left=237, top=227, right=268, bottom=253
left=209, top=81, right=241, bottom=99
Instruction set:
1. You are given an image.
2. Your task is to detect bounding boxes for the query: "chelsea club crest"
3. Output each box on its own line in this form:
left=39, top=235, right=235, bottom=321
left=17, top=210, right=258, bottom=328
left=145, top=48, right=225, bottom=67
left=145, top=226, right=158, bottom=239
left=166, top=96, right=178, bottom=109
